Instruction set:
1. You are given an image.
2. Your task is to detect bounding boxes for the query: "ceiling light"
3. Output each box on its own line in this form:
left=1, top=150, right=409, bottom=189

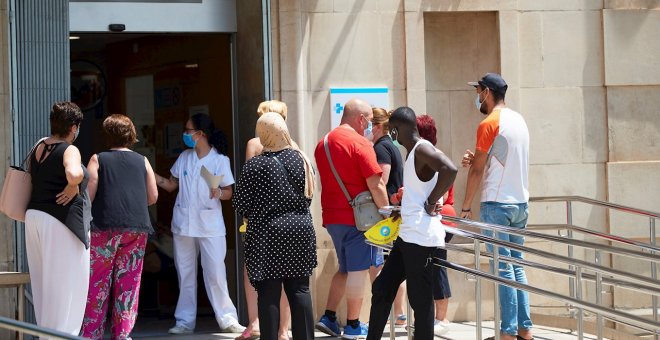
left=69, top=36, right=80, bottom=40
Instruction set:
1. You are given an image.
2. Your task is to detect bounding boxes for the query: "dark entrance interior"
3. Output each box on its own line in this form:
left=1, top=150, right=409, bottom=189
left=70, top=33, right=238, bottom=334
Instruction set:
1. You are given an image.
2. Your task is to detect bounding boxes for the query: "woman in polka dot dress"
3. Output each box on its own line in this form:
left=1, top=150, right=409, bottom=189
left=234, top=112, right=317, bottom=340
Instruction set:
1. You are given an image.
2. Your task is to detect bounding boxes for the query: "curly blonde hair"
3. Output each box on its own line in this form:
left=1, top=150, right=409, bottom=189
left=257, top=100, right=288, bottom=120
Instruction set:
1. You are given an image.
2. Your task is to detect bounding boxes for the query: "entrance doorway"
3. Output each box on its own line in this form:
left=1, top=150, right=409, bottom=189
left=70, top=33, right=239, bottom=333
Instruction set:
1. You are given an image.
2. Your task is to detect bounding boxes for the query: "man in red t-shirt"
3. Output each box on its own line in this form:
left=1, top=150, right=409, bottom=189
left=313, top=98, right=389, bottom=338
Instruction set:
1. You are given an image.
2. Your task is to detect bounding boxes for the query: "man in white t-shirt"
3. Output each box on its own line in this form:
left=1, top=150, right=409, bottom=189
left=460, top=73, right=533, bottom=340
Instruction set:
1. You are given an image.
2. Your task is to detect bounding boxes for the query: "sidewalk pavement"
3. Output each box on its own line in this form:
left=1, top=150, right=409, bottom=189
left=133, top=320, right=603, bottom=340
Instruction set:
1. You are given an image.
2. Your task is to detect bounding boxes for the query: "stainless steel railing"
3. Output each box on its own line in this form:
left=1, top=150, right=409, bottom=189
left=370, top=197, right=660, bottom=340
left=0, top=316, right=86, bottom=340
left=442, top=217, right=660, bottom=338
left=529, top=196, right=659, bottom=340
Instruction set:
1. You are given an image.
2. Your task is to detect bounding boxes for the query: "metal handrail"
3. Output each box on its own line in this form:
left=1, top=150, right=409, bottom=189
left=369, top=209, right=660, bottom=340
left=527, top=223, right=660, bottom=252
left=0, top=316, right=86, bottom=340
left=530, top=196, right=660, bottom=219
left=445, top=243, right=660, bottom=296
left=530, top=194, right=659, bottom=340
left=370, top=238, right=660, bottom=337
left=443, top=216, right=660, bottom=262
left=433, top=258, right=660, bottom=334
left=443, top=225, right=660, bottom=290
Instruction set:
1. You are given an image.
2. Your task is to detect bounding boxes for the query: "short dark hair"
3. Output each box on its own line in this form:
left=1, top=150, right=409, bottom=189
left=389, top=106, right=417, bottom=128
left=103, top=114, right=138, bottom=148
left=50, top=102, right=83, bottom=137
left=492, top=90, right=506, bottom=102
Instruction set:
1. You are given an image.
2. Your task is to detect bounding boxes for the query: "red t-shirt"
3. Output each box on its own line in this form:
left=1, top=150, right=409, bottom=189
left=314, top=126, right=382, bottom=226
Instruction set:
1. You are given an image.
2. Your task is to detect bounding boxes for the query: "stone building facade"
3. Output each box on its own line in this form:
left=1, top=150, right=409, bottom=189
left=0, top=0, right=658, bottom=335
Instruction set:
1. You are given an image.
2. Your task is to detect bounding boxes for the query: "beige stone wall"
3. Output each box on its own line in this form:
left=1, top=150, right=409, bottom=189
left=269, top=0, right=658, bottom=326
left=1, top=0, right=18, bottom=338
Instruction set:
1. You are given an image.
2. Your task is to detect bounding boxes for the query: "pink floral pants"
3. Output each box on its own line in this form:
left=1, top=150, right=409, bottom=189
left=81, top=231, right=148, bottom=340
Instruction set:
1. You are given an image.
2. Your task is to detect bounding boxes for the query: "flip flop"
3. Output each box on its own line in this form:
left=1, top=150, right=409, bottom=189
left=235, top=329, right=260, bottom=340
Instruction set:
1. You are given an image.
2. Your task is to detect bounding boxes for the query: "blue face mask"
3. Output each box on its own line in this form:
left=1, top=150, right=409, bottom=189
left=475, top=88, right=489, bottom=113
left=183, top=133, right=197, bottom=148
left=363, top=120, right=373, bottom=140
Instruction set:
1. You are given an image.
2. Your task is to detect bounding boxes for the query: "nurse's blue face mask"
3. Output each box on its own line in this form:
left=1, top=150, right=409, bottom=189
left=183, top=127, right=199, bottom=148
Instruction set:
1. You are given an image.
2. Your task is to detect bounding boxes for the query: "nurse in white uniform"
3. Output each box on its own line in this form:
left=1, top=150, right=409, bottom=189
left=155, top=113, right=245, bottom=335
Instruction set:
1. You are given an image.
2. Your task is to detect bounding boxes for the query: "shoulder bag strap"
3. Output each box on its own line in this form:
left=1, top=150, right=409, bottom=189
left=271, top=154, right=304, bottom=197
left=323, top=134, right=353, bottom=204
left=22, top=137, right=49, bottom=171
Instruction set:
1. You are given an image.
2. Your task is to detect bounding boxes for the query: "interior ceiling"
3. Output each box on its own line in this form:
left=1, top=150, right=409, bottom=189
left=70, top=33, right=153, bottom=52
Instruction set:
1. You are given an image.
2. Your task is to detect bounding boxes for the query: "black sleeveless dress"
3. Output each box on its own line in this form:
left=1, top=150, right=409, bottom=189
left=27, top=141, right=91, bottom=248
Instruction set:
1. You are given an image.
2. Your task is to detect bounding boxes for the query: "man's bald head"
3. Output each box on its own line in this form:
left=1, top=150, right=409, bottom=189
left=340, top=98, right=373, bottom=133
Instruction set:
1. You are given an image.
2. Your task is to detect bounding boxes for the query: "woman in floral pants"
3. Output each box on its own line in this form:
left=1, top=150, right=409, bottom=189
left=81, top=114, right=158, bottom=339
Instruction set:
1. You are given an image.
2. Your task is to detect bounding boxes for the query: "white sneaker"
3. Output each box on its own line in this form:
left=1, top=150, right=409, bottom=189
left=168, top=325, right=194, bottom=334
left=433, top=320, right=450, bottom=337
left=222, top=323, right=247, bottom=333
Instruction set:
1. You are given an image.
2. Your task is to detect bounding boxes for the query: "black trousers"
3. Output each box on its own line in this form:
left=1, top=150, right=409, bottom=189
left=254, top=276, right=314, bottom=340
left=366, top=238, right=436, bottom=340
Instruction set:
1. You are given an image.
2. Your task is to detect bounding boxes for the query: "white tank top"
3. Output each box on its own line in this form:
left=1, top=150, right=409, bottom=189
left=399, top=139, right=445, bottom=247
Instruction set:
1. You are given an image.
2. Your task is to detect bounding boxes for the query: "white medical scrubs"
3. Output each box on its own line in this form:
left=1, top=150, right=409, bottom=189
left=170, top=148, right=240, bottom=330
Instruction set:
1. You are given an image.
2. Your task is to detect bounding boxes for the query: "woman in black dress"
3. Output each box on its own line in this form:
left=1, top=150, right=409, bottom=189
left=233, top=112, right=317, bottom=340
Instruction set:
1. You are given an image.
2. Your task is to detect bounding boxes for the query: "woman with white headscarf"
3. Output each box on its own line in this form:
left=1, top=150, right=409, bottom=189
left=233, top=112, right=317, bottom=340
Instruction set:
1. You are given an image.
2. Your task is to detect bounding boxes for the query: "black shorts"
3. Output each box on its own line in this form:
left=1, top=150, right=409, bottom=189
left=432, top=233, right=453, bottom=300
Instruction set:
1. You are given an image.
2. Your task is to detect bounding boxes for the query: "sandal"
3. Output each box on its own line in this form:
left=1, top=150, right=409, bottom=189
left=235, top=329, right=260, bottom=340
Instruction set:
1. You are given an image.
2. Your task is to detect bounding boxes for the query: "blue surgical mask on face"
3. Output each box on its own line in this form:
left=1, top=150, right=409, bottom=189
left=183, top=133, right=197, bottom=148
left=475, top=88, right=489, bottom=112
left=363, top=120, right=373, bottom=140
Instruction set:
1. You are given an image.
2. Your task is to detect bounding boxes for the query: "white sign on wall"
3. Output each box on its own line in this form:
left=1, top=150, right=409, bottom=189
left=329, top=87, right=389, bottom=130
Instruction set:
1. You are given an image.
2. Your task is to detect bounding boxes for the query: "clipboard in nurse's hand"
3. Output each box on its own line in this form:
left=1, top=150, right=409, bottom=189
left=200, top=165, right=224, bottom=189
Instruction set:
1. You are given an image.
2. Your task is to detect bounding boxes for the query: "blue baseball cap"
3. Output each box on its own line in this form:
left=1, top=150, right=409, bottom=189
left=468, top=73, right=508, bottom=94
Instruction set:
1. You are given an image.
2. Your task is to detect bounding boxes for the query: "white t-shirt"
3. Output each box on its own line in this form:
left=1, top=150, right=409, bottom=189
left=476, top=108, right=529, bottom=203
left=170, top=148, right=235, bottom=237
left=399, top=139, right=445, bottom=248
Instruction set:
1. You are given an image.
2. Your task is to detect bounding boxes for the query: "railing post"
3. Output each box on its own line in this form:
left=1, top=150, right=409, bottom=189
left=567, top=201, right=576, bottom=325
left=595, top=250, right=603, bottom=340
left=493, top=243, right=501, bottom=340
left=407, top=297, right=413, bottom=340
left=475, top=239, right=483, bottom=340
left=576, top=265, right=584, bottom=340
left=651, top=217, right=658, bottom=340
left=389, top=303, right=395, bottom=340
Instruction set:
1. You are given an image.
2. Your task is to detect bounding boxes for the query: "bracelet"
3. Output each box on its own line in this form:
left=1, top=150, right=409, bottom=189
left=461, top=208, right=471, bottom=212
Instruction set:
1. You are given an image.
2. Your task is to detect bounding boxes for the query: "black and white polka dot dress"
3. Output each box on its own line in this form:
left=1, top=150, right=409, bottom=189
left=233, top=149, right=317, bottom=287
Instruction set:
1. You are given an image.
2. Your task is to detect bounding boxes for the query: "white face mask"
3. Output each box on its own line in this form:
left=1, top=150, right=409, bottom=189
left=475, top=88, right=489, bottom=113
left=73, top=125, right=80, bottom=141
left=475, top=95, right=482, bottom=110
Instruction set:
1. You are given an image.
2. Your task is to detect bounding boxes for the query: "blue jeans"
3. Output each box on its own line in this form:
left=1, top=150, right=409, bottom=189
left=480, top=202, right=533, bottom=336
